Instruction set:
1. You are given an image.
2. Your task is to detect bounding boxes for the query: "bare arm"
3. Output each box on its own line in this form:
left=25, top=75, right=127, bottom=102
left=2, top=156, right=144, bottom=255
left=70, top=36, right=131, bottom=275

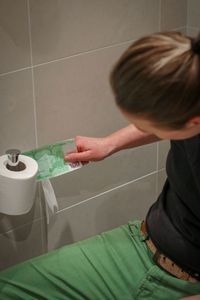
left=64, top=124, right=160, bottom=162
left=107, top=124, right=160, bottom=155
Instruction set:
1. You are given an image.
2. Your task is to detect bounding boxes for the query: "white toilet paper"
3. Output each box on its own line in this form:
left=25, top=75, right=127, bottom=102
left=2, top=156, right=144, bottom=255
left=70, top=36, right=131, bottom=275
left=0, top=154, right=38, bottom=215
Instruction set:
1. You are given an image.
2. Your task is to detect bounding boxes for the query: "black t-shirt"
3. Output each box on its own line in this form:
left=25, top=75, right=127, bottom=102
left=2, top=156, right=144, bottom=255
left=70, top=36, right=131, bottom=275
left=146, top=134, right=200, bottom=273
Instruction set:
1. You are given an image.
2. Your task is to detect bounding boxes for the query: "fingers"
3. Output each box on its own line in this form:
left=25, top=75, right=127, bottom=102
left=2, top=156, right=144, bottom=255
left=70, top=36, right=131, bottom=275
left=64, top=135, right=107, bottom=163
left=64, top=150, right=92, bottom=162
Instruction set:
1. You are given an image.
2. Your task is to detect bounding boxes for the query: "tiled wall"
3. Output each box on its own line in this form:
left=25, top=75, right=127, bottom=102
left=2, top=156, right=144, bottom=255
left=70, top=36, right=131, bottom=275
left=187, top=0, right=200, bottom=36
left=0, top=0, right=187, bottom=270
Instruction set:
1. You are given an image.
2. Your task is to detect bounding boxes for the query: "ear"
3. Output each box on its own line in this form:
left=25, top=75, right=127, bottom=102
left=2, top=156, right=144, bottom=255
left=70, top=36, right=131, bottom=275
left=186, top=116, right=200, bottom=128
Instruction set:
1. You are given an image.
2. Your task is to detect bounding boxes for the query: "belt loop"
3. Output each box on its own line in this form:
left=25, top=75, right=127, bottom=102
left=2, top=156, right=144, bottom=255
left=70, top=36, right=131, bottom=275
left=153, top=249, right=160, bottom=263
left=140, top=221, right=149, bottom=241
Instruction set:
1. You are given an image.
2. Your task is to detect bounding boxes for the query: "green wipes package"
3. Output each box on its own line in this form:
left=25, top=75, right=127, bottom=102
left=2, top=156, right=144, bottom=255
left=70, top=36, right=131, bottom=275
left=23, top=139, right=82, bottom=181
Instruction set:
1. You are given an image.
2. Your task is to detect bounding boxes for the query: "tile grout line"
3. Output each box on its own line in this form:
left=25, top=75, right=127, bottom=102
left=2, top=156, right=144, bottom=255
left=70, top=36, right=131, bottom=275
left=27, top=38, right=136, bottom=68
left=27, top=0, right=46, bottom=252
left=0, top=39, right=135, bottom=78
left=27, top=0, right=38, bottom=147
left=158, top=0, right=162, bottom=31
left=29, top=24, right=184, bottom=70
left=0, top=170, right=158, bottom=237
left=187, top=25, right=200, bottom=31
left=55, top=170, right=158, bottom=213
left=0, top=26, right=186, bottom=78
left=186, top=0, right=188, bottom=30
left=172, top=26, right=187, bottom=32
left=0, top=66, right=32, bottom=77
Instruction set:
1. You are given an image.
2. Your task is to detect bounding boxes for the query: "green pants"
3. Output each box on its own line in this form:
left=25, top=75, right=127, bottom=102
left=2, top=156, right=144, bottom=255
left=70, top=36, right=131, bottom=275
left=0, top=220, right=200, bottom=300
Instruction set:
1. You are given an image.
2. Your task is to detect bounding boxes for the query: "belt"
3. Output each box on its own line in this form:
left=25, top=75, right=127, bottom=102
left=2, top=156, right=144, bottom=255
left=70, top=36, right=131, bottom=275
left=141, top=221, right=199, bottom=283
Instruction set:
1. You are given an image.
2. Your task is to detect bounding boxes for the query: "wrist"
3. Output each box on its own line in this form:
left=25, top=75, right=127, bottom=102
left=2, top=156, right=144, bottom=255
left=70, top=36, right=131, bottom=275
left=103, top=136, right=118, bottom=157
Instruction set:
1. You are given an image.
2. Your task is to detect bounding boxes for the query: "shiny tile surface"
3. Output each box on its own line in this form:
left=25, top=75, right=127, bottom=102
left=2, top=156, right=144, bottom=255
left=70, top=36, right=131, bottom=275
left=0, top=69, right=36, bottom=155
left=0, top=0, right=188, bottom=266
left=34, top=43, right=130, bottom=146
left=47, top=143, right=157, bottom=211
left=30, top=0, right=159, bottom=64
left=187, top=0, right=200, bottom=28
left=187, top=27, right=199, bottom=37
left=46, top=173, right=156, bottom=251
left=161, top=0, right=187, bottom=30
left=0, top=219, right=44, bottom=271
left=0, top=186, right=41, bottom=235
left=0, top=0, right=31, bottom=74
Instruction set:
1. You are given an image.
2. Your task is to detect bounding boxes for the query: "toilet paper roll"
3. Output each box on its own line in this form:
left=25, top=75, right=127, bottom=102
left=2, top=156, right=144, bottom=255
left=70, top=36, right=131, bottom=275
left=0, top=154, right=38, bottom=215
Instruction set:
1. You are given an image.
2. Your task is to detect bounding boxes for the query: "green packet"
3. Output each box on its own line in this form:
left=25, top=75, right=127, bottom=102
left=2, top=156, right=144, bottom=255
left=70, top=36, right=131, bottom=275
left=23, top=139, right=82, bottom=181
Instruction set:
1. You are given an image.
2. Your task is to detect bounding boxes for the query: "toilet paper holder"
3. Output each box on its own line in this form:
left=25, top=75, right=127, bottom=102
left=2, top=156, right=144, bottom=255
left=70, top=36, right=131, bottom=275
left=6, top=149, right=26, bottom=171
left=6, top=149, right=20, bottom=165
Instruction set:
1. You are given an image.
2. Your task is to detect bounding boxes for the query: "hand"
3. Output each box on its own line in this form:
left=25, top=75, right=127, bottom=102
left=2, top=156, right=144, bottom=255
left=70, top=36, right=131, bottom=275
left=64, top=136, right=113, bottom=163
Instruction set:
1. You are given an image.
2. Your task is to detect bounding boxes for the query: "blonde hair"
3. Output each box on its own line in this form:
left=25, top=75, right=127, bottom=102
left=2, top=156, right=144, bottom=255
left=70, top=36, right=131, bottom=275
left=110, top=31, right=200, bottom=129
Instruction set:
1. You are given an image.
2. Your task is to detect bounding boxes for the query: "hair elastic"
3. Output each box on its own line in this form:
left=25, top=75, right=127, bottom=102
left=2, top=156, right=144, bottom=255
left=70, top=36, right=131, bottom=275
left=191, top=39, right=200, bottom=55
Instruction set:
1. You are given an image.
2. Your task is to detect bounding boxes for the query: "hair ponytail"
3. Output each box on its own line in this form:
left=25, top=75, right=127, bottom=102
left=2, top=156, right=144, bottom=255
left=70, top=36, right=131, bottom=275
left=191, top=32, right=200, bottom=55
left=110, top=31, right=200, bottom=129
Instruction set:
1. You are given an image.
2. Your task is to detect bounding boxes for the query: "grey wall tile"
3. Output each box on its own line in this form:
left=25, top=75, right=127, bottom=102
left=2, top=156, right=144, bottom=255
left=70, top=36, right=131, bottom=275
left=0, top=0, right=186, bottom=269
left=187, top=0, right=200, bottom=28
left=43, top=143, right=157, bottom=212
left=0, top=0, right=31, bottom=74
left=173, top=27, right=186, bottom=34
left=0, top=69, right=36, bottom=154
left=30, top=0, right=159, bottom=65
left=161, top=0, right=187, bottom=30
left=46, top=173, right=156, bottom=251
left=158, top=140, right=170, bottom=170
left=0, top=219, right=44, bottom=271
left=34, top=43, right=130, bottom=146
left=187, top=27, right=199, bottom=37
left=0, top=68, right=40, bottom=233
